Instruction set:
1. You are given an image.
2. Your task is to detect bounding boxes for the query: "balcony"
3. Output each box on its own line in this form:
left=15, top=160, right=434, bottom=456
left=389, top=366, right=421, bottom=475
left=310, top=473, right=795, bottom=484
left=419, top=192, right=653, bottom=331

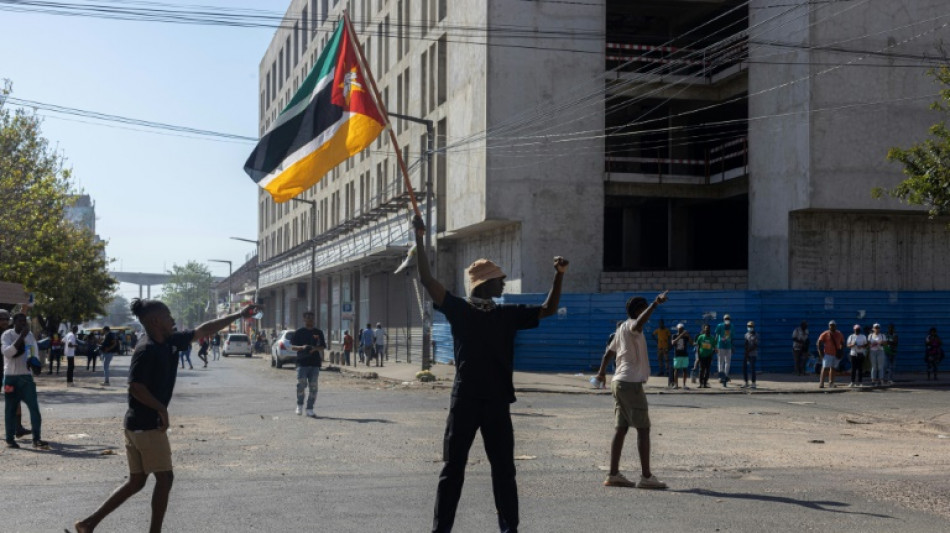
left=606, top=136, right=747, bottom=186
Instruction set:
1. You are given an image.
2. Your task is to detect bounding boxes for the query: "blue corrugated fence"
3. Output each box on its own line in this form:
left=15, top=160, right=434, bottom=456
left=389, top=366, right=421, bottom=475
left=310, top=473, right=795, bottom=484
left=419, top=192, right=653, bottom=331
left=433, top=290, right=949, bottom=374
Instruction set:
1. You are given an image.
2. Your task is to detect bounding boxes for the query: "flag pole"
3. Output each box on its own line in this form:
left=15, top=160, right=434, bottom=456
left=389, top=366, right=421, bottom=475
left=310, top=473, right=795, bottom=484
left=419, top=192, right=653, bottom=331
left=342, top=11, right=422, bottom=219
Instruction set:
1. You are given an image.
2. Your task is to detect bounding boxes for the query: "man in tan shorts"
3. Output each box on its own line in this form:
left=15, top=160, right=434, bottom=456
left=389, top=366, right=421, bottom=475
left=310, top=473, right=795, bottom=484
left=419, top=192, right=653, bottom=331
left=596, top=292, right=669, bottom=490
left=75, top=298, right=258, bottom=533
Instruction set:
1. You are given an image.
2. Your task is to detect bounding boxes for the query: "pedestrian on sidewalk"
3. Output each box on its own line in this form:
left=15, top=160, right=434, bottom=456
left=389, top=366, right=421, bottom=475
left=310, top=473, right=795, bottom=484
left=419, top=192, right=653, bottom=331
left=361, top=324, right=377, bottom=366
left=0, top=310, right=35, bottom=444
left=375, top=322, right=387, bottom=363
left=2, top=312, right=49, bottom=449
left=73, top=299, right=259, bottom=533
left=290, top=310, right=326, bottom=417
left=211, top=332, right=221, bottom=361
left=101, top=326, right=121, bottom=386
left=714, top=315, right=734, bottom=387
left=64, top=325, right=78, bottom=387
left=671, top=323, right=691, bottom=389
left=792, top=321, right=809, bottom=376
left=178, top=342, right=193, bottom=370
left=652, top=319, right=671, bottom=378
left=847, top=324, right=868, bottom=387
left=742, top=321, right=759, bottom=389
left=867, top=324, right=887, bottom=386
left=884, top=324, right=898, bottom=383
left=694, top=324, right=715, bottom=388
left=925, top=327, right=942, bottom=380
left=86, top=332, right=99, bottom=372
left=413, top=215, right=568, bottom=533
left=817, top=321, right=844, bottom=388
left=596, top=291, right=669, bottom=491
left=342, top=330, right=353, bottom=366
left=48, top=333, right=64, bottom=375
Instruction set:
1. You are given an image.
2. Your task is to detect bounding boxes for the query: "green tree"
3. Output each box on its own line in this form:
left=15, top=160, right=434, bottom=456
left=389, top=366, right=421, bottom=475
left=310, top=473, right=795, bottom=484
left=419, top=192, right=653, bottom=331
left=0, top=80, right=116, bottom=334
left=162, top=261, right=214, bottom=328
left=874, top=67, right=950, bottom=219
left=103, top=293, right=132, bottom=326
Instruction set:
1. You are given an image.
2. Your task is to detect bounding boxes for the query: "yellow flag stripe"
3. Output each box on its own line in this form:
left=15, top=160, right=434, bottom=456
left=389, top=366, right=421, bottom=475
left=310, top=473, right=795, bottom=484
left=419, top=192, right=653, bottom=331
left=263, top=113, right=384, bottom=203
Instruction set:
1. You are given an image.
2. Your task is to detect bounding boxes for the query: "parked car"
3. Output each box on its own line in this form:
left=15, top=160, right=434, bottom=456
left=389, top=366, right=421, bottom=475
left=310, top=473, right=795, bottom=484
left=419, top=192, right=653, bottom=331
left=271, top=330, right=297, bottom=368
left=222, top=333, right=252, bottom=357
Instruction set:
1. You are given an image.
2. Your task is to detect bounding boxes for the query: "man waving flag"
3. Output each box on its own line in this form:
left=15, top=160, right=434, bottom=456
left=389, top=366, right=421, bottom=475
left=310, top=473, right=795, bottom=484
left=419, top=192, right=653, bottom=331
left=244, top=21, right=385, bottom=203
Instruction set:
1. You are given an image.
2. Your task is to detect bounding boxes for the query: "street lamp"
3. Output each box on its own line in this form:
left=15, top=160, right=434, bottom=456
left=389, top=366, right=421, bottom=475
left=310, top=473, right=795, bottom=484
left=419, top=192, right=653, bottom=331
left=208, top=259, right=232, bottom=316
left=289, top=198, right=317, bottom=316
left=230, top=237, right=260, bottom=304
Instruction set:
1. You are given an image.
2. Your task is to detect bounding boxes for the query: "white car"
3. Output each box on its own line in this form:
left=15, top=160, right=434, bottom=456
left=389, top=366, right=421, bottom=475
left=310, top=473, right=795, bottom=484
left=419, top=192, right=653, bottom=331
left=270, top=330, right=297, bottom=368
left=222, top=333, right=252, bottom=357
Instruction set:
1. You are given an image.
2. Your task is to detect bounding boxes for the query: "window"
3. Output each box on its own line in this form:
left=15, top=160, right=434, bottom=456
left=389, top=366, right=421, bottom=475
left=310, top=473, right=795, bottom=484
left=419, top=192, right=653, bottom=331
left=436, top=117, right=446, bottom=230
left=384, top=15, right=390, bottom=72
left=437, top=35, right=446, bottom=105
left=403, top=67, right=410, bottom=123
left=302, top=7, right=308, bottom=48
left=321, top=0, right=329, bottom=24
left=285, top=37, right=292, bottom=78
left=312, top=0, right=318, bottom=33
left=428, top=43, right=436, bottom=112
left=293, top=218, right=298, bottom=246
left=396, top=72, right=403, bottom=133
left=403, top=0, right=410, bottom=55
left=376, top=23, right=383, bottom=75
left=271, top=61, right=277, bottom=100
left=421, top=0, right=428, bottom=30
left=260, top=90, right=265, bottom=120
left=420, top=50, right=427, bottom=114
left=278, top=50, right=284, bottom=88
left=294, top=22, right=300, bottom=66
left=265, top=72, right=271, bottom=105
left=438, top=0, right=445, bottom=21
left=397, top=1, right=403, bottom=59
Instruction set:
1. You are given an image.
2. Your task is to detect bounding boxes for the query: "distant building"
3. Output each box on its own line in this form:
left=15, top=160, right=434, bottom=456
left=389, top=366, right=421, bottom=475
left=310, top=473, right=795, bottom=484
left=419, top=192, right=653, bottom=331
left=65, top=194, right=96, bottom=233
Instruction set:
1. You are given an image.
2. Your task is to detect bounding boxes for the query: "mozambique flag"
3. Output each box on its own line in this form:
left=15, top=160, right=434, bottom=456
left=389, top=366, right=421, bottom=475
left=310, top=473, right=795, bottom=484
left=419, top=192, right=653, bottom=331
left=244, top=23, right=386, bottom=202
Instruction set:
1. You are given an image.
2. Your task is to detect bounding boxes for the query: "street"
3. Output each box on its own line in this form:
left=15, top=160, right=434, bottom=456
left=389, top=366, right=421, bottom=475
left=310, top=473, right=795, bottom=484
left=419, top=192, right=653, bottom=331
left=3, top=353, right=950, bottom=532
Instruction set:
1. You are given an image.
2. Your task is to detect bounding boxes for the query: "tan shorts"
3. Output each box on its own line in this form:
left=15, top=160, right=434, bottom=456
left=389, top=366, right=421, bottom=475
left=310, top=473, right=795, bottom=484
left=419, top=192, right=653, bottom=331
left=611, top=380, right=650, bottom=430
left=124, top=429, right=173, bottom=475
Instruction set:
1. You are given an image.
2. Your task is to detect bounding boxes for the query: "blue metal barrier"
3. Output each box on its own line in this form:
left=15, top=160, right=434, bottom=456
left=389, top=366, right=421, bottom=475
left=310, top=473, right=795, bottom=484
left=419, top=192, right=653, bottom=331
left=433, top=291, right=949, bottom=374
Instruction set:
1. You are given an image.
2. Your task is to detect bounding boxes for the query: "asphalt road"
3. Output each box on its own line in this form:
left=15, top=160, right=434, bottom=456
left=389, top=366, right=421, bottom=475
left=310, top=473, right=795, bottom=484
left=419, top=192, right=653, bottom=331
left=4, top=354, right=950, bottom=532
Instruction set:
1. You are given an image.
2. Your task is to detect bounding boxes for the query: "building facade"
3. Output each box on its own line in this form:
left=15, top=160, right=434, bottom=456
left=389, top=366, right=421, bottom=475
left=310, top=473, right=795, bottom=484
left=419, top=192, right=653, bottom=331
left=254, top=0, right=950, bottom=348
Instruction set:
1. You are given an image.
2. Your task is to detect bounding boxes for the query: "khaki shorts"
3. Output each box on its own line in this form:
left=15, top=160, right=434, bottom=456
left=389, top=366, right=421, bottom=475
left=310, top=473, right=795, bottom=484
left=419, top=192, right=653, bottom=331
left=124, top=429, right=173, bottom=475
left=611, top=380, right=650, bottom=430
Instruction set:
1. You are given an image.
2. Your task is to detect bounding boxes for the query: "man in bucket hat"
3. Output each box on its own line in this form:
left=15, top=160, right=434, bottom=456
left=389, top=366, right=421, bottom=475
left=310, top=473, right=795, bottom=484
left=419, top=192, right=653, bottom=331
left=412, top=215, right=568, bottom=533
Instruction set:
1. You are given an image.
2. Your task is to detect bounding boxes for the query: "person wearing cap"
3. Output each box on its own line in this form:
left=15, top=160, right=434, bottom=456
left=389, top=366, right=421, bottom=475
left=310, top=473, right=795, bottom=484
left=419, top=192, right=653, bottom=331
left=884, top=324, right=898, bottom=383
left=713, top=314, right=734, bottom=387
left=866, top=324, right=888, bottom=386
left=817, top=320, right=844, bottom=388
left=290, top=310, right=326, bottom=417
left=742, top=321, right=759, bottom=389
left=374, top=322, right=388, bottom=363
left=671, top=323, right=691, bottom=389
left=412, top=215, right=568, bottom=533
left=846, top=324, right=868, bottom=387
left=1, top=312, right=47, bottom=449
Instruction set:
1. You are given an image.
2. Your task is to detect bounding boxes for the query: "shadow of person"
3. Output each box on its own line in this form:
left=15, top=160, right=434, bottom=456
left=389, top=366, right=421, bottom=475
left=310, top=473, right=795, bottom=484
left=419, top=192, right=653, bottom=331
left=675, top=488, right=894, bottom=519
left=307, top=415, right=393, bottom=424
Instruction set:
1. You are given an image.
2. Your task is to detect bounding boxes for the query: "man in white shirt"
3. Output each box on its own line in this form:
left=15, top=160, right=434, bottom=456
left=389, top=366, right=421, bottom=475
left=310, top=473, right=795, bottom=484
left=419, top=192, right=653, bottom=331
left=847, top=324, right=868, bottom=387
left=374, top=322, right=387, bottom=362
left=64, top=325, right=78, bottom=387
left=1, top=312, right=48, bottom=449
left=596, top=291, right=669, bottom=490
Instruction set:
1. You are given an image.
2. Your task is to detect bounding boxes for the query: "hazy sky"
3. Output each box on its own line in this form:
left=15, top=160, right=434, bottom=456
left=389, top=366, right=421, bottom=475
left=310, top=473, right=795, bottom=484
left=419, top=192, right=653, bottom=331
left=1, top=2, right=276, bottom=300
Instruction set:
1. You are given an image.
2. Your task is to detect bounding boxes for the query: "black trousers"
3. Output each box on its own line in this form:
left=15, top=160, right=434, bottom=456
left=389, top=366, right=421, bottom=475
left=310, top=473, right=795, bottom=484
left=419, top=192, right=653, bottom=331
left=699, top=357, right=712, bottom=385
left=851, top=354, right=865, bottom=383
left=433, top=396, right=518, bottom=533
left=66, top=357, right=75, bottom=383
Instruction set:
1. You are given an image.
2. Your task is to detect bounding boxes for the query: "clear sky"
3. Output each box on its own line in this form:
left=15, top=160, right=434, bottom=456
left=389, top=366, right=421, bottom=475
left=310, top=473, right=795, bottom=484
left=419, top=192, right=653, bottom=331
left=0, top=2, right=275, bottom=300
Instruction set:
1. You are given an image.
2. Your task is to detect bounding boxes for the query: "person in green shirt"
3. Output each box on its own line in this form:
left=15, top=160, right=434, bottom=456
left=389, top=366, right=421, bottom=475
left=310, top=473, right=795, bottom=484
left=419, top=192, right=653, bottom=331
left=694, top=324, right=716, bottom=388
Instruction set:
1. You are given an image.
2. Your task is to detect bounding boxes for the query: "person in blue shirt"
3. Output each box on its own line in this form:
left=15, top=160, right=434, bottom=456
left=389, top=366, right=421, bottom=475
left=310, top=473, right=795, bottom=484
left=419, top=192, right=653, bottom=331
left=714, top=314, right=734, bottom=387
left=360, top=324, right=377, bottom=366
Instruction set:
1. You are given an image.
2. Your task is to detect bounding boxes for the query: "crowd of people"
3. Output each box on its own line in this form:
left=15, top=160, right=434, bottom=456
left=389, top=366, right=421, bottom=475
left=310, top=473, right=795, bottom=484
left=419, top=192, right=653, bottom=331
left=649, top=318, right=943, bottom=389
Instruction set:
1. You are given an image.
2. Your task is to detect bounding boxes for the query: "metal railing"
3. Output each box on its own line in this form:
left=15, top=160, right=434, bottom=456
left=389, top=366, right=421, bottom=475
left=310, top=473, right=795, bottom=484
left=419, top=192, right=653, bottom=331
left=606, top=35, right=748, bottom=79
left=605, top=136, right=748, bottom=183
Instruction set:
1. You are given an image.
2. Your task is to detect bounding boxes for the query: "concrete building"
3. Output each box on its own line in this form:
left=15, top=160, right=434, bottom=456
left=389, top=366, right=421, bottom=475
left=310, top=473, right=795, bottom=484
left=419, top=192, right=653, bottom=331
left=254, top=0, right=950, bottom=348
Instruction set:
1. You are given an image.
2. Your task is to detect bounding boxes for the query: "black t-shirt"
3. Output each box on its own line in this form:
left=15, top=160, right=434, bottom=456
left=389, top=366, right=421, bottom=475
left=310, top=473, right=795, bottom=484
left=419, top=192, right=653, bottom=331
left=436, top=292, right=540, bottom=403
left=102, top=332, right=120, bottom=354
left=292, top=327, right=326, bottom=367
left=124, top=330, right=194, bottom=431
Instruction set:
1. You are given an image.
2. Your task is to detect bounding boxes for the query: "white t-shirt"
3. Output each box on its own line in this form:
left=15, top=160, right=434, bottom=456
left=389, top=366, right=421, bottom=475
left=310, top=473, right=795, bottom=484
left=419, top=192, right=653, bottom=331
left=608, top=319, right=651, bottom=383
left=64, top=332, right=77, bottom=357
left=867, top=333, right=886, bottom=352
left=1, top=329, right=39, bottom=376
left=848, top=333, right=868, bottom=355
left=374, top=327, right=385, bottom=347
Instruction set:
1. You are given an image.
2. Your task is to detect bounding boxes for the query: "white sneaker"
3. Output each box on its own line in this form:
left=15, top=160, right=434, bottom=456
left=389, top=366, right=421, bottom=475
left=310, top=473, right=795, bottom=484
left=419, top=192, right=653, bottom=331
left=603, top=472, right=636, bottom=487
left=295, top=405, right=303, bottom=416
left=750, top=383, right=757, bottom=389
left=637, top=474, right=668, bottom=489
left=305, top=409, right=316, bottom=417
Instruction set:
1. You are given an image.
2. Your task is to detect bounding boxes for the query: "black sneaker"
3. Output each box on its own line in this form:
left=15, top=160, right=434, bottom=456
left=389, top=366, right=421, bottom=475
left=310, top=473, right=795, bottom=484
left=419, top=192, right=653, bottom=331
left=15, top=427, right=31, bottom=438
left=5, top=440, right=20, bottom=449
left=32, top=440, right=50, bottom=450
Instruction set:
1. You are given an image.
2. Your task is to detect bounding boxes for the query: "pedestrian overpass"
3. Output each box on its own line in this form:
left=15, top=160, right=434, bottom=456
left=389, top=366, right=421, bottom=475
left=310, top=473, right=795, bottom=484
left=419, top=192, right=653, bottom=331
left=110, top=271, right=225, bottom=299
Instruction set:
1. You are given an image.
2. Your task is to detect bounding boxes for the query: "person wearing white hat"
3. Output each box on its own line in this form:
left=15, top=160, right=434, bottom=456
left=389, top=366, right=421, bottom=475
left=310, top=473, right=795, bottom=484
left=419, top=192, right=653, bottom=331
left=867, top=324, right=887, bottom=386
left=671, top=324, right=691, bottom=389
left=847, top=324, right=868, bottom=387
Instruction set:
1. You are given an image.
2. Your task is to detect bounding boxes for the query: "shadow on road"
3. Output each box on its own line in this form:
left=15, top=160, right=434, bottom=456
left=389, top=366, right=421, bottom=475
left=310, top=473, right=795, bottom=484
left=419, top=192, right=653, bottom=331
left=675, top=488, right=894, bottom=518
left=13, top=442, right=121, bottom=460
left=35, top=390, right=128, bottom=405
left=309, top=415, right=393, bottom=424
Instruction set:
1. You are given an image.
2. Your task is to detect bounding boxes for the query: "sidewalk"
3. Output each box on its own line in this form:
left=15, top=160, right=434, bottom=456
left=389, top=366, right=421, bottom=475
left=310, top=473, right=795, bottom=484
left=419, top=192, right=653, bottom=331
left=333, top=359, right=943, bottom=395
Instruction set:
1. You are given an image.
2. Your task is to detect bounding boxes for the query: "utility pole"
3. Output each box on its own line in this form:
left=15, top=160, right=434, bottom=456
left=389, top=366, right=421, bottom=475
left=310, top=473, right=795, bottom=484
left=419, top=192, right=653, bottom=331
left=390, top=112, right=434, bottom=370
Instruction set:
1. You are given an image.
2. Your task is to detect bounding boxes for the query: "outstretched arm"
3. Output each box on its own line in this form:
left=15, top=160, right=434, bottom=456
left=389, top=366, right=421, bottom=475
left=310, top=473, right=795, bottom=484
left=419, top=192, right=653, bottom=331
left=632, top=291, right=669, bottom=333
left=413, top=216, right=446, bottom=307
left=538, top=257, right=569, bottom=319
left=596, top=348, right=617, bottom=384
left=194, top=306, right=259, bottom=341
